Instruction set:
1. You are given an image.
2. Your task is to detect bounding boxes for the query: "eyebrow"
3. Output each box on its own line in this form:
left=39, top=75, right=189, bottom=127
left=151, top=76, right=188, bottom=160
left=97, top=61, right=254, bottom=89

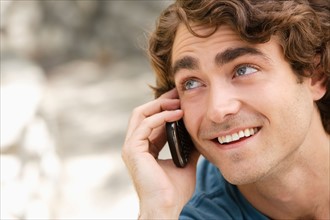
left=172, top=46, right=270, bottom=75
left=215, top=47, right=268, bottom=65
left=172, top=56, right=199, bottom=75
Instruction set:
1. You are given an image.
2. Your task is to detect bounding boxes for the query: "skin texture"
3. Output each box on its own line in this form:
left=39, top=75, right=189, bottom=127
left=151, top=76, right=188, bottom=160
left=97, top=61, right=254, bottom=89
left=122, top=23, right=329, bottom=219
left=122, top=89, right=200, bottom=219
left=173, top=24, right=319, bottom=184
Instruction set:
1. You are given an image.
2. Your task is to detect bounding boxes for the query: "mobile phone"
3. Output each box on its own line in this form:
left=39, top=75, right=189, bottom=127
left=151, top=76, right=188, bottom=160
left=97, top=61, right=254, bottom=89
left=166, top=119, right=194, bottom=168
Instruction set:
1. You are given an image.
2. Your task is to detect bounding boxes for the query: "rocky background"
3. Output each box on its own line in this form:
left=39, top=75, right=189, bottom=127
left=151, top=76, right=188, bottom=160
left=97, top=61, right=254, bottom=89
left=1, top=0, right=173, bottom=219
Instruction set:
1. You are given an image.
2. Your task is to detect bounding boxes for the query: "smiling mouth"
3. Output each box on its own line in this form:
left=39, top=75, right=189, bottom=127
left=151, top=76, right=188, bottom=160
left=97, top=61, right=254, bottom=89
left=217, top=127, right=260, bottom=145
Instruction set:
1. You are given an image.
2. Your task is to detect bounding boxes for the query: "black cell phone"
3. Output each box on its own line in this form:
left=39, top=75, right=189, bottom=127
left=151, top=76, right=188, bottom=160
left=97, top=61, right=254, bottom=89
left=166, top=119, right=194, bottom=168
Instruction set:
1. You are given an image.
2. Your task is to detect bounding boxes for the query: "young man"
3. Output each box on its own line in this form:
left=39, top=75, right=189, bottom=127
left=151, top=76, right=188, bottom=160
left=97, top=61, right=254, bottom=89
left=122, top=0, right=330, bottom=219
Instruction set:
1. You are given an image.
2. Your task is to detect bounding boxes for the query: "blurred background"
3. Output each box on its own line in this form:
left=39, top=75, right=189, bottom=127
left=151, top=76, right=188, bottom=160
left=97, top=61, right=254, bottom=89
left=0, top=0, right=173, bottom=219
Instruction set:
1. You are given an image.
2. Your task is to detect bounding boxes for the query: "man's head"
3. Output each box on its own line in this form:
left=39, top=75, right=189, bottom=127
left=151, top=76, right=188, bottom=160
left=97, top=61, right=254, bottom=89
left=148, top=0, right=329, bottom=133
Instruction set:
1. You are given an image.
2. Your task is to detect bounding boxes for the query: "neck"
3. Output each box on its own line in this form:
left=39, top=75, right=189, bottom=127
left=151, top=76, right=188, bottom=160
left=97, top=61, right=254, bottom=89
left=239, top=131, right=329, bottom=219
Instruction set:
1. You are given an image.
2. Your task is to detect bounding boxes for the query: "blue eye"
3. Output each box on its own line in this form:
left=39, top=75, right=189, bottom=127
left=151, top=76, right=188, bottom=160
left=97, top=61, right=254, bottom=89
left=235, top=65, right=258, bottom=77
left=183, top=79, right=203, bottom=90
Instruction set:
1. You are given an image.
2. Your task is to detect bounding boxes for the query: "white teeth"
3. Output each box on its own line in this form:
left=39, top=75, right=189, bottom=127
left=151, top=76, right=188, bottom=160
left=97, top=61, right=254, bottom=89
left=225, top=135, right=232, bottom=143
left=217, top=127, right=259, bottom=144
left=238, top=130, right=245, bottom=138
left=232, top=133, right=239, bottom=141
left=244, top=128, right=250, bottom=137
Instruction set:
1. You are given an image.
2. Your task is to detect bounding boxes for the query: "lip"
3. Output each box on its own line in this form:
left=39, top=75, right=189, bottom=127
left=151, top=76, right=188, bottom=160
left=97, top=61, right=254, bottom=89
left=211, top=127, right=261, bottom=150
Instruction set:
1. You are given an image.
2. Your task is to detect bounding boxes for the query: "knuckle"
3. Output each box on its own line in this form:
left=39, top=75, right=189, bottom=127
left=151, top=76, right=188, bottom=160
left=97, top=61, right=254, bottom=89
left=132, top=105, right=143, bottom=115
left=121, top=148, right=128, bottom=162
left=121, top=142, right=133, bottom=163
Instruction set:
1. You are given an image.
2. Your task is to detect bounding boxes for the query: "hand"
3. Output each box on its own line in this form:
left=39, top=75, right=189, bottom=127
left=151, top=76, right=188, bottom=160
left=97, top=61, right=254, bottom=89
left=122, top=89, right=200, bottom=219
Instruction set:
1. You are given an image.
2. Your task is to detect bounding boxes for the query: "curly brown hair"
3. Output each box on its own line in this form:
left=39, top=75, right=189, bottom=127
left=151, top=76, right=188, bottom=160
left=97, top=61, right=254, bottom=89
left=148, top=0, right=330, bottom=133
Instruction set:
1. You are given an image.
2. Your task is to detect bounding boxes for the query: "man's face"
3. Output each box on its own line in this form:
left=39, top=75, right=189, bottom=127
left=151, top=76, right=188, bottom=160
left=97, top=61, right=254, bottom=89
left=171, top=24, right=320, bottom=185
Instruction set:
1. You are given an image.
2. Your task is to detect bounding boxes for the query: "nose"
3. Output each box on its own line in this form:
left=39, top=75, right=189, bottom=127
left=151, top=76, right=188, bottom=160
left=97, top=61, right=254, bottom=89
left=206, top=84, right=241, bottom=123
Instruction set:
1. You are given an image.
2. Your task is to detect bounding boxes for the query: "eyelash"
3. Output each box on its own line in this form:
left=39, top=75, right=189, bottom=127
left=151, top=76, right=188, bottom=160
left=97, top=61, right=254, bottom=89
left=233, top=64, right=259, bottom=78
left=178, top=64, right=259, bottom=91
left=179, top=77, right=202, bottom=91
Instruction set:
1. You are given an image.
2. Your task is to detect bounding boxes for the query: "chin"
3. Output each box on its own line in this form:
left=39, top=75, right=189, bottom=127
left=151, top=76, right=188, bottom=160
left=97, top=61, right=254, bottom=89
left=219, top=163, right=268, bottom=185
left=224, top=173, right=260, bottom=185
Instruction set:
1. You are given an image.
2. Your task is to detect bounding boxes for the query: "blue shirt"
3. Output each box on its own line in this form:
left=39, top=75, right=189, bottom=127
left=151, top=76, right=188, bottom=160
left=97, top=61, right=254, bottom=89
left=180, top=158, right=269, bottom=220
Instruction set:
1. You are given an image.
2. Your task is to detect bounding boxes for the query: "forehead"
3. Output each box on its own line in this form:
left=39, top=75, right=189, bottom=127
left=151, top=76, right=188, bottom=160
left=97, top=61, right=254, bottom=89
left=171, top=24, right=285, bottom=72
left=172, top=24, right=244, bottom=63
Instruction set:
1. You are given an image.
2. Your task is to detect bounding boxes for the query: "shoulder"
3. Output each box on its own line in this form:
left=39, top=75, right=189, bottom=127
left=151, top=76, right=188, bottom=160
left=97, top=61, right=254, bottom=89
left=180, top=158, right=269, bottom=220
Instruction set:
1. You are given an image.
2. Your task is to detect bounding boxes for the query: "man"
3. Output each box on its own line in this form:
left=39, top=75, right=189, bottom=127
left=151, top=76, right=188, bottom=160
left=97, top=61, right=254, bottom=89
left=122, top=0, right=330, bottom=219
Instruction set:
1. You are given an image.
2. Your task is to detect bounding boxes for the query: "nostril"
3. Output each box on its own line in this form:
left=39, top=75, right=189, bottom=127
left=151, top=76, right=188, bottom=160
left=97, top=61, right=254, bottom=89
left=206, top=98, right=241, bottom=124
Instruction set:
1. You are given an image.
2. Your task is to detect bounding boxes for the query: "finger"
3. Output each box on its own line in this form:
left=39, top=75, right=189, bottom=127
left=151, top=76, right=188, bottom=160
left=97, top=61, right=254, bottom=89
left=140, top=98, right=180, bottom=119
left=126, top=98, right=180, bottom=138
left=139, top=89, right=179, bottom=118
left=133, top=109, right=183, bottom=144
left=148, top=139, right=160, bottom=159
left=159, top=88, right=179, bottom=99
left=125, top=109, right=183, bottom=153
left=140, top=89, right=180, bottom=118
left=127, top=99, right=179, bottom=138
left=131, top=88, right=179, bottom=120
left=148, top=123, right=167, bottom=151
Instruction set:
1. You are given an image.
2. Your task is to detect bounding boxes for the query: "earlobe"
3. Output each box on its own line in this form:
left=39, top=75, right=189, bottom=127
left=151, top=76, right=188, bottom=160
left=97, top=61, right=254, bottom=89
left=309, top=67, right=327, bottom=101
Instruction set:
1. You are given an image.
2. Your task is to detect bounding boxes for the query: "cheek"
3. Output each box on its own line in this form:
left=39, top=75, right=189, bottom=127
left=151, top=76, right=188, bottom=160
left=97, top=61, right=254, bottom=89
left=277, top=92, right=313, bottom=139
left=181, top=97, right=206, bottom=140
left=261, top=82, right=314, bottom=147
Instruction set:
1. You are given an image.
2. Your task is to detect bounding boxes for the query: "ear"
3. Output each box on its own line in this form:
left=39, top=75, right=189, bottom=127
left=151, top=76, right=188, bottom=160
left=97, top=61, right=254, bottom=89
left=308, top=60, right=327, bottom=101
